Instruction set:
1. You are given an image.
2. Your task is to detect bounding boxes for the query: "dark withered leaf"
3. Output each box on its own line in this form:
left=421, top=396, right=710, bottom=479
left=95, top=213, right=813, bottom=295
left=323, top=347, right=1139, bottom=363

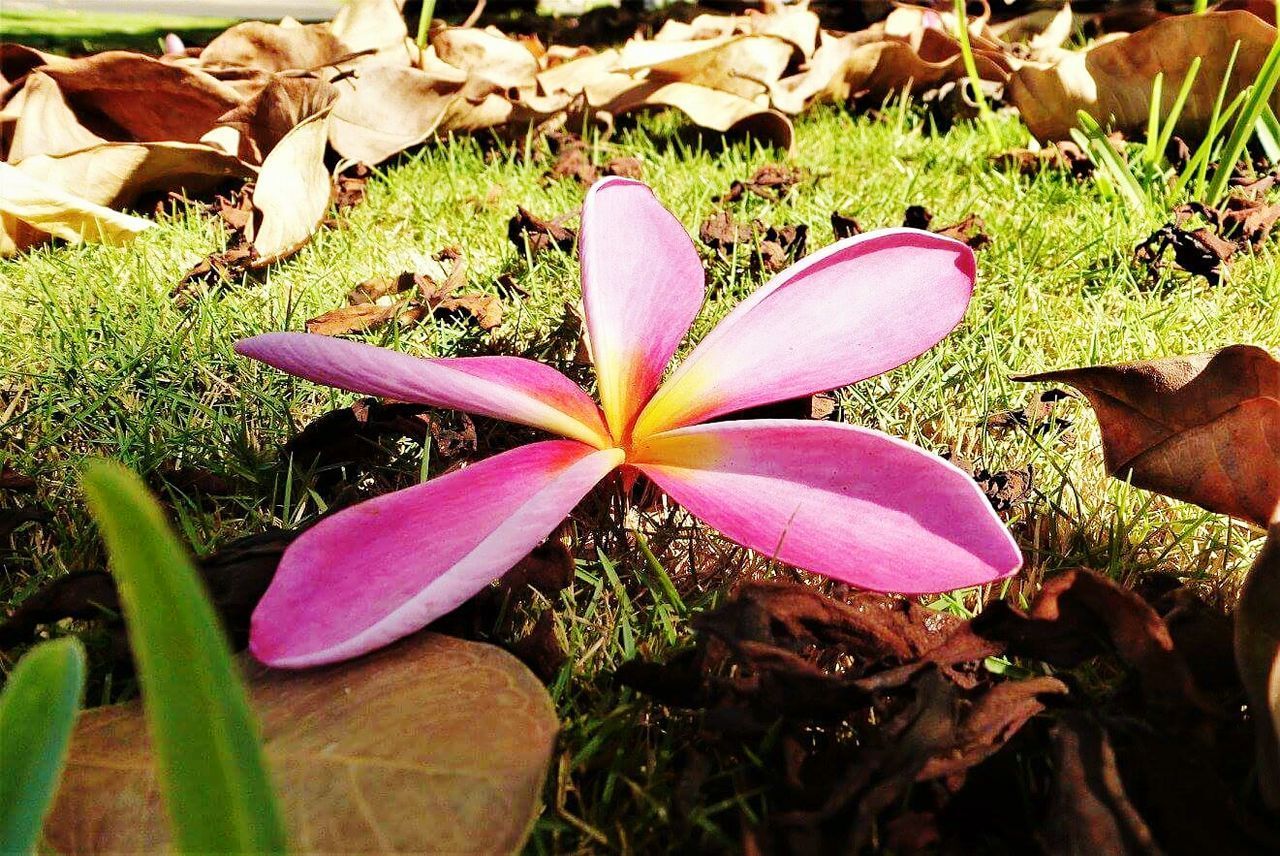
left=603, top=156, right=643, bottom=180
left=830, top=210, right=862, bottom=239
left=0, top=466, right=36, bottom=491
left=1043, top=714, right=1161, bottom=855
left=508, top=206, right=576, bottom=254
left=508, top=611, right=567, bottom=683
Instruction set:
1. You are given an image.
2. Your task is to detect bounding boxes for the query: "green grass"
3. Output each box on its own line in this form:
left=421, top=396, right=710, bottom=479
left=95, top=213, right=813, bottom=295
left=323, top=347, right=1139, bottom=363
left=0, top=10, right=235, bottom=53
left=2, top=97, right=1277, bottom=850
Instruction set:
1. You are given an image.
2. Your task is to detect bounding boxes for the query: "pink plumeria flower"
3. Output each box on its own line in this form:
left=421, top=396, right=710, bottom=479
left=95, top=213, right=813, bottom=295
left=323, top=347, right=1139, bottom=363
left=237, top=178, right=1022, bottom=668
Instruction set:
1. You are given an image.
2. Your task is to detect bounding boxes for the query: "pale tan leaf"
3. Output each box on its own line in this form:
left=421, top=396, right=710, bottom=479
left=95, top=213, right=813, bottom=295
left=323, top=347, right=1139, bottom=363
left=329, top=64, right=467, bottom=165
left=1008, top=9, right=1279, bottom=141
left=248, top=79, right=338, bottom=266
left=5, top=72, right=104, bottom=162
left=329, top=0, right=409, bottom=56
left=200, top=20, right=349, bottom=72
left=215, top=74, right=342, bottom=164
left=616, top=35, right=794, bottom=102
left=15, top=142, right=251, bottom=209
left=44, top=633, right=558, bottom=854
left=597, top=80, right=793, bottom=151
left=432, top=27, right=540, bottom=93
left=0, top=162, right=151, bottom=255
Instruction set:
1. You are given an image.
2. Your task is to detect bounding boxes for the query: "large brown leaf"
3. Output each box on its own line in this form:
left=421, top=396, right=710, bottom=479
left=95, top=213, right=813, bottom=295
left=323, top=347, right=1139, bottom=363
left=245, top=78, right=339, bottom=266
left=4, top=72, right=104, bottom=162
left=200, top=20, right=350, bottom=73
left=38, top=52, right=244, bottom=142
left=44, top=632, right=558, bottom=854
left=1236, top=519, right=1280, bottom=809
left=1017, top=345, right=1280, bottom=528
left=329, top=64, right=467, bottom=165
left=1009, top=9, right=1280, bottom=142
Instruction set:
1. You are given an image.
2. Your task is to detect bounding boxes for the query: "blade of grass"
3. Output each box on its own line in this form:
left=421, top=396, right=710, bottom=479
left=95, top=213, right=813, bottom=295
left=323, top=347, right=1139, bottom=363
left=415, top=0, right=437, bottom=49
left=1152, top=57, right=1202, bottom=162
left=1256, top=105, right=1280, bottom=163
left=82, top=460, right=287, bottom=854
left=952, top=0, right=992, bottom=125
left=1206, top=31, right=1280, bottom=204
left=0, top=638, right=85, bottom=855
left=632, top=530, right=686, bottom=616
left=1177, top=89, right=1249, bottom=200
left=1145, top=71, right=1164, bottom=164
left=1077, top=111, right=1149, bottom=213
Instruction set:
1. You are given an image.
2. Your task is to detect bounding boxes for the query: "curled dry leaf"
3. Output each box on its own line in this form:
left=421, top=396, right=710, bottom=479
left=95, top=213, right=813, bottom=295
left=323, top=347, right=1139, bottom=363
left=44, top=633, right=558, bottom=855
left=1009, top=9, right=1280, bottom=142
left=199, top=20, right=350, bottom=73
left=0, top=162, right=151, bottom=255
left=34, top=52, right=244, bottom=143
left=328, top=63, right=467, bottom=166
left=245, top=77, right=338, bottom=266
left=1017, top=345, right=1280, bottom=528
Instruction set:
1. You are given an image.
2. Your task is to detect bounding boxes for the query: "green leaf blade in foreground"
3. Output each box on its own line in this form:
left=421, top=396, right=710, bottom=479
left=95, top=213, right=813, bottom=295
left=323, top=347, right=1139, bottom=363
left=81, top=460, right=287, bottom=854
left=0, top=638, right=85, bottom=855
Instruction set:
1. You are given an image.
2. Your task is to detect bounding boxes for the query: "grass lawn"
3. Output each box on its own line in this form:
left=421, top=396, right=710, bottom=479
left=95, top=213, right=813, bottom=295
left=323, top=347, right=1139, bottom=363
left=2, top=28, right=1278, bottom=853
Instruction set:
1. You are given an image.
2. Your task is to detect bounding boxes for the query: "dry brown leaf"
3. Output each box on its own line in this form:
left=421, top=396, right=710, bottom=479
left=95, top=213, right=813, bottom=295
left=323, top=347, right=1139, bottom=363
left=328, top=0, right=410, bottom=57
left=432, top=27, right=540, bottom=94
left=0, top=161, right=151, bottom=255
left=1017, top=345, right=1280, bottom=528
left=597, top=80, right=793, bottom=152
left=213, top=74, right=339, bottom=164
left=329, top=64, right=467, bottom=165
left=245, top=78, right=338, bottom=266
left=616, top=34, right=795, bottom=102
left=305, top=301, right=411, bottom=335
left=1009, top=9, right=1279, bottom=141
left=14, top=142, right=250, bottom=210
left=38, top=51, right=244, bottom=142
left=1236, top=518, right=1280, bottom=810
left=44, top=633, right=558, bottom=854
left=4, top=72, right=104, bottom=162
left=200, top=19, right=350, bottom=73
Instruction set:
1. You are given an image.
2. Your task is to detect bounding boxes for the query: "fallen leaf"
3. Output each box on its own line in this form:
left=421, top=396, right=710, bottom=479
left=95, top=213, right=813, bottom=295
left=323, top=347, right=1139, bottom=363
left=719, top=163, right=809, bottom=202
left=509, top=611, right=567, bottom=683
left=1017, top=345, right=1280, bottom=528
left=508, top=206, right=576, bottom=254
left=830, top=210, right=862, bottom=238
left=1042, top=714, right=1161, bottom=854
left=1009, top=9, right=1280, bottom=141
left=1135, top=220, right=1237, bottom=286
left=328, top=63, right=467, bottom=166
left=4, top=72, right=105, bottom=162
left=0, top=162, right=151, bottom=255
left=0, top=530, right=291, bottom=652
left=0, top=466, right=36, bottom=491
left=992, top=141, right=1094, bottom=177
left=44, top=633, right=558, bottom=854
left=305, top=301, right=412, bottom=336
left=245, top=78, right=338, bottom=266
left=36, top=51, right=244, bottom=143
left=199, top=20, right=350, bottom=73
left=603, top=156, right=643, bottom=179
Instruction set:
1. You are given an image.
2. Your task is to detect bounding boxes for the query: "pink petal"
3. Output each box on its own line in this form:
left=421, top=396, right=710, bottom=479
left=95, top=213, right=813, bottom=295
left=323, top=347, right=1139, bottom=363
left=579, top=178, right=705, bottom=442
left=251, top=440, right=624, bottom=667
left=236, top=332, right=610, bottom=448
left=632, top=229, right=976, bottom=437
left=632, top=420, right=1022, bottom=593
